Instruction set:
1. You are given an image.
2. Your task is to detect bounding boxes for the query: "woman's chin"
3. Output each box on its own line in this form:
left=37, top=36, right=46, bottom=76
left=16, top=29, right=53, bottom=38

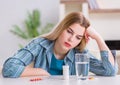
left=62, top=46, right=71, bottom=52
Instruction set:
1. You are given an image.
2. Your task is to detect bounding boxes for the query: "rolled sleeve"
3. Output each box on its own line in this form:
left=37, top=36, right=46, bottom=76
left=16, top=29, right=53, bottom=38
left=89, top=50, right=118, bottom=76
left=2, top=59, right=25, bottom=78
left=100, top=51, right=118, bottom=76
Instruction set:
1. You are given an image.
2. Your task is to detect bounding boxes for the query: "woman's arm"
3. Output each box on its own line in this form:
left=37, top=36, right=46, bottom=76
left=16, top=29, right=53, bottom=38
left=86, top=27, right=114, bottom=66
left=2, top=38, right=45, bottom=78
left=20, top=66, right=50, bottom=77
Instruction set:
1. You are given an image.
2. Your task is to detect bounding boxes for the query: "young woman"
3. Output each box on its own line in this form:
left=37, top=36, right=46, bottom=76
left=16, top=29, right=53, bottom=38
left=2, top=12, right=118, bottom=78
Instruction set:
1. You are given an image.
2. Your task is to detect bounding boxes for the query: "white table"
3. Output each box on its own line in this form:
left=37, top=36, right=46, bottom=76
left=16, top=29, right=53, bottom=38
left=0, top=75, right=120, bottom=85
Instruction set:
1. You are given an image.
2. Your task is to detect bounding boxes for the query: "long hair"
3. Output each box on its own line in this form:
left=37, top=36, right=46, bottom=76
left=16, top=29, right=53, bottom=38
left=42, top=12, right=90, bottom=52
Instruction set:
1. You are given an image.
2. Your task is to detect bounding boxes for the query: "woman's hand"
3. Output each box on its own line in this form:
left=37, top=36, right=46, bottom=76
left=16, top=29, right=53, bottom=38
left=85, top=27, right=100, bottom=40
left=85, top=27, right=115, bottom=66
left=20, top=67, right=50, bottom=77
left=39, top=68, right=51, bottom=76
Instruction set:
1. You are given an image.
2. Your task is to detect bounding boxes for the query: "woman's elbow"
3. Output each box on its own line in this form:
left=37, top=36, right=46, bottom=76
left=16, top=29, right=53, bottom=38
left=2, top=63, right=24, bottom=78
left=104, top=67, right=118, bottom=76
left=2, top=66, right=19, bottom=78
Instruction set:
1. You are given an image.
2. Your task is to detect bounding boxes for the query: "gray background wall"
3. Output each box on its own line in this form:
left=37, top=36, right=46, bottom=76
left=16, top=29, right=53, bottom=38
left=0, top=0, right=60, bottom=65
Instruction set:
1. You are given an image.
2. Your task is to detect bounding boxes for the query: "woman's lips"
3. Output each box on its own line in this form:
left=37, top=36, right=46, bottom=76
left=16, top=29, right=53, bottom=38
left=64, top=42, right=71, bottom=47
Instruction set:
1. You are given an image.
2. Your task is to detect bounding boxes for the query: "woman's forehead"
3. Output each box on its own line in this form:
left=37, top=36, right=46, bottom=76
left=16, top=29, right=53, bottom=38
left=69, top=23, right=85, bottom=35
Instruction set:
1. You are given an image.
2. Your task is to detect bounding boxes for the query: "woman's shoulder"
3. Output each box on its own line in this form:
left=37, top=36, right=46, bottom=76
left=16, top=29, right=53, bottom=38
left=31, top=37, right=50, bottom=43
left=31, top=37, right=54, bottom=47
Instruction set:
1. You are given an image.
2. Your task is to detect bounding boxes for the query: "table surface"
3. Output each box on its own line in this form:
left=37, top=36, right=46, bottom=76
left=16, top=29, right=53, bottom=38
left=0, top=75, right=120, bottom=85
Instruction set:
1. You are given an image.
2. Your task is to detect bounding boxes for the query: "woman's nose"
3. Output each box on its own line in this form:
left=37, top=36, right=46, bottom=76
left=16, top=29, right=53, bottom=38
left=68, top=36, right=75, bottom=42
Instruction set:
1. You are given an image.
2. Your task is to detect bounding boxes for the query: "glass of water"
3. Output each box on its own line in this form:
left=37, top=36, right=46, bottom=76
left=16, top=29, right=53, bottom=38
left=75, top=53, right=89, bottom=80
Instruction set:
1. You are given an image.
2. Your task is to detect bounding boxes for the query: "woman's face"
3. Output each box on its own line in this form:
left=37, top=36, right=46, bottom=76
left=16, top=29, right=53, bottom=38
left=56, top=23, right=85, bottom=52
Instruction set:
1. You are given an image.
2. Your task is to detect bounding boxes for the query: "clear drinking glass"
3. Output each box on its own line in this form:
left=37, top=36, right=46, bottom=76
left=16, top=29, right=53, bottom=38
left=75, top=53, right=89, bottom=80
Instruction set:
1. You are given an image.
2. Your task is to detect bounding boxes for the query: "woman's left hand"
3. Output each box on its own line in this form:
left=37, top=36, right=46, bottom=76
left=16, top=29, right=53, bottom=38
left=85, top=27, right=100, bottom=40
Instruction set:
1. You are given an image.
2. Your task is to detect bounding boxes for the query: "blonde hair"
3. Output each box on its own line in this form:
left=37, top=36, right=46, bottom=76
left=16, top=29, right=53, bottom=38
left=42, top=12, right=90, bottom=52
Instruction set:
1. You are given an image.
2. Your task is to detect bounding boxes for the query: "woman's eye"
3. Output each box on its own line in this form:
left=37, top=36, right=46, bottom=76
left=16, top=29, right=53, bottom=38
left=76, top=36, right=82, bottom=40
left=67, top=30, right=72, bottom=34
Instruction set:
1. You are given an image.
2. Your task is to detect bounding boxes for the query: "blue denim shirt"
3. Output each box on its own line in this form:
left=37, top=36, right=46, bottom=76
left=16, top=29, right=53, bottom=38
left=2, top=38, right=118, bottom=78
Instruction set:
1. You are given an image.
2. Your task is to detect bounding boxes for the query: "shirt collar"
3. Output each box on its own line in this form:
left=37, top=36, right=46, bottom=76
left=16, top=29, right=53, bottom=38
left=65, top=49, right=75, bottom=63
left=39, top=38, right=54, bottom=53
